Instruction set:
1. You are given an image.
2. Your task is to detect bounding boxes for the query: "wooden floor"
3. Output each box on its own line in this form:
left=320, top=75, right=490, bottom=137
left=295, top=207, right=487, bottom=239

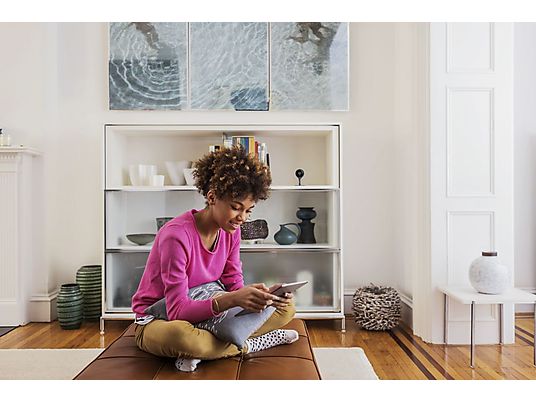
left=1, top=315, right=536, bottom=380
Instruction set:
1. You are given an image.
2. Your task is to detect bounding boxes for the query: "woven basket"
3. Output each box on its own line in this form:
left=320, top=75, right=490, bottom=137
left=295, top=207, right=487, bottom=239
left=352, top=284, right=401, bottom=331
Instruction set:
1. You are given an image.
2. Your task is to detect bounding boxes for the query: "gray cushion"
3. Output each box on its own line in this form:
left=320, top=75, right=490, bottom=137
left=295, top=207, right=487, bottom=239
left=144, top=281, right=275, bottom=349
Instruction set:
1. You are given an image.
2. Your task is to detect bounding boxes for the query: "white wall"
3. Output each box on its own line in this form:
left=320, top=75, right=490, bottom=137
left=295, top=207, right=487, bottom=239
left=0, top=22, right=419, bottom=311
left=392, top=23, right=428, bottom=306
left=514, top=23, right=536, bottom=295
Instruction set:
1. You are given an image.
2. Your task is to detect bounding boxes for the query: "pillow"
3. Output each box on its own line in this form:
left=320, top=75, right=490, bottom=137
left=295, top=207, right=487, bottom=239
left=143, top=281, right=275, bottom=349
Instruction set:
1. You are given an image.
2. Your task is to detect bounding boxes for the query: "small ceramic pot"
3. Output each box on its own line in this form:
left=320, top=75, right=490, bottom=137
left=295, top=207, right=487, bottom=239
left=274, top=223, right=301, bottom=245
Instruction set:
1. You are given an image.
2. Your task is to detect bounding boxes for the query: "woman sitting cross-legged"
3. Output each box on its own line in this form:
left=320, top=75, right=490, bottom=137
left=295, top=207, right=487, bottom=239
left=131, top=146, right=297, bottom=372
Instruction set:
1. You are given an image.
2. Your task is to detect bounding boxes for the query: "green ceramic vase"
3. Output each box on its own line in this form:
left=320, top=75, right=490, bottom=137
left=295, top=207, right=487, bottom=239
left=57, top=283, right=83, bottom=330
left=76, top=265, right=102, bottom=321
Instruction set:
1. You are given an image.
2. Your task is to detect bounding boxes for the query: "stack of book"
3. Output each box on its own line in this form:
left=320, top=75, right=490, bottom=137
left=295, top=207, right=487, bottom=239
left=220, top=133, right=270, bottom=167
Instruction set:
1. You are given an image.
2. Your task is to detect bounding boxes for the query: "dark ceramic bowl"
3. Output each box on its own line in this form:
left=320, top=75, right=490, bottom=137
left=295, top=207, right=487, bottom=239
left=126, top=233, right=156, bottom=246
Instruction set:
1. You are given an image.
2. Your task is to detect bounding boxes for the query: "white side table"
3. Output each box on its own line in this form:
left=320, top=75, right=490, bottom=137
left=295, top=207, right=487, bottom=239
left=438, top=286, right=536, bottom=368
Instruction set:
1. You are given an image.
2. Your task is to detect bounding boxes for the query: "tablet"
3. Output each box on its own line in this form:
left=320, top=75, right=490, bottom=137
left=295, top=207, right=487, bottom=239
left=234, top=281, right=308, bottom=316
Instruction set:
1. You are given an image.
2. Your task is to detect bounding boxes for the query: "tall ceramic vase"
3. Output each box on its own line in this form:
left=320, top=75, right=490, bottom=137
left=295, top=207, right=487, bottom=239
left=296, top=207, right=317, bottom=244
left=76, top=265, right=102, bottom=321
left=57, top=283, right=84, bottom=329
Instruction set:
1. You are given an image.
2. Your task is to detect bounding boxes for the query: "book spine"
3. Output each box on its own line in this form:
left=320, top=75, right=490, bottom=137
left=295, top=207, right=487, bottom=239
left=260, top=142, right=266, bottom=165
left=248, top=136, right=255, bottom=156
left=222, top=132, right=232, bottom=148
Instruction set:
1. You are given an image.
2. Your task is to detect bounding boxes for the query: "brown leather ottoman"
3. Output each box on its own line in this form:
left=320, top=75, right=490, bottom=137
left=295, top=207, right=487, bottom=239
left=75, top=319, right=321, bottom=380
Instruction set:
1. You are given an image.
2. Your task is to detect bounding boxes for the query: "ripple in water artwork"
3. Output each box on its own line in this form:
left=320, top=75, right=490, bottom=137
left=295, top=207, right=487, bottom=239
left=108, top=22, right=348, bottom=111
left=270, top=22, right=349, bottom=111
left=109, top=22, right=188, bottom=110
left=189, top=22, right=269, bottom=111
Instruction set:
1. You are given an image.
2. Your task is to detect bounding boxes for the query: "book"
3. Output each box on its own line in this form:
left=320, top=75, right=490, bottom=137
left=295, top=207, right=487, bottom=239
left=208, top=144, right=221, bottom=152
left=231, top=136, right=256, bottom=157
left=222, top=134, right=270, bottom=168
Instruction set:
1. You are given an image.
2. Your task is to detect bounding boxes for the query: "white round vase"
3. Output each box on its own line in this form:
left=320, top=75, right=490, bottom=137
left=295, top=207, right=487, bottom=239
left=468, top=251, right=509, bottom=294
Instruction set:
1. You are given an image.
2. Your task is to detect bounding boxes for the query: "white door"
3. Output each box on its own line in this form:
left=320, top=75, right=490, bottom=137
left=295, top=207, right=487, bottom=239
left=414, top=23, right=515, bottom=344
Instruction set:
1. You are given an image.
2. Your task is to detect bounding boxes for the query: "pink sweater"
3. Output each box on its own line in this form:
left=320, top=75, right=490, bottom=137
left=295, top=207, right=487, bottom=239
left=131, top=209, right=244, bottom=324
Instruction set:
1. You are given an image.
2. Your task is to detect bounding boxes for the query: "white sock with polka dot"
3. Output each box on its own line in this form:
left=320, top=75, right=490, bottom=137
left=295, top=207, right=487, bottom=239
left=175, top=357, right=202, bottom=372
left=244, top=329, right=299, bottom=353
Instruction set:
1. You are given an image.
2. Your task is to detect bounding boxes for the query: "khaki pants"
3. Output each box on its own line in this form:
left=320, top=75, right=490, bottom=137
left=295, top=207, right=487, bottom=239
left=135, top=301, right=296, bottom=360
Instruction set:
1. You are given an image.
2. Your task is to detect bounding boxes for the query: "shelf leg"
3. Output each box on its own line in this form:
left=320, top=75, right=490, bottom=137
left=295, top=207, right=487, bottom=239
left=444, top=293, right=449, bottom=345
left=341, top=317, right=346, bottom=333
left=470, top=301, right=475, bottom=369
left=499, top=304, right=503, bottom=345
left=533, top=303, right=536, bottom=366
left=100, top=317, right=105, bottom=335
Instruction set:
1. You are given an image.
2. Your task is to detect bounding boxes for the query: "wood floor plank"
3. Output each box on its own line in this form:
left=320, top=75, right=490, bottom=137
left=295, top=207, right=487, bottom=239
left=0, top=320, right=130, bottom=349
left=2, top=315, right=536, bottom=379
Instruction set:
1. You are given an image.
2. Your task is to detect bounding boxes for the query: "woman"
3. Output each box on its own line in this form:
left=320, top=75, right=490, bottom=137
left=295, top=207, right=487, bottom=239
left=132, top=146, right=297, bottom=372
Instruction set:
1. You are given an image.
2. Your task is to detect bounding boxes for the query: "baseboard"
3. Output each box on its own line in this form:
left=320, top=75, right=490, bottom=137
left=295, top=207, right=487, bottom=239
left=29, top=291, right=58, bottom=322
left=344, top=289, right=413, bottom=330
left=399, top=293, right=413, bottom=330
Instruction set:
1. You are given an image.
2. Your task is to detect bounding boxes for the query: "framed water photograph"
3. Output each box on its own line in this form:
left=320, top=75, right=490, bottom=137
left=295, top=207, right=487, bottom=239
left=270, top=22, right=349, bottom=110
left=109, top=22, right=188, bottom=110
left=189, top=22, right=269, bottom=111
left=108, top=22, right=348, bottom=111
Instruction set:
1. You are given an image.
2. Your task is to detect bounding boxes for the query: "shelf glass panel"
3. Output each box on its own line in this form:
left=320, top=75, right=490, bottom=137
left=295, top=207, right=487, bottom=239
left=106, top=190, right=339, bottom=248
left=105, top=253, right=149, bottom=310
left=105, top=185, right=340, bottom=192
left=241, top=252, right=339, bottom=310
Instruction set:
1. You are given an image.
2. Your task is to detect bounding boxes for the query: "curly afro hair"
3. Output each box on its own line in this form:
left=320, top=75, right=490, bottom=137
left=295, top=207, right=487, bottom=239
left=193, top=145, right=272, bottom=202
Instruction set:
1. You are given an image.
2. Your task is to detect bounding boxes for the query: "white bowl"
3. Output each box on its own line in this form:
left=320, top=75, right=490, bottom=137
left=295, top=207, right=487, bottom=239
left=165, top=161, right=191, bottom=185
left=183, top=168, right=196, bottom=186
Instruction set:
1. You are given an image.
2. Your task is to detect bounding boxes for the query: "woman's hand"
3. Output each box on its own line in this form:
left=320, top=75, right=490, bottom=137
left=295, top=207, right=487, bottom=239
left=268, top=283, right=293, bottom=309
left=228, top=283, right=280, bottom=313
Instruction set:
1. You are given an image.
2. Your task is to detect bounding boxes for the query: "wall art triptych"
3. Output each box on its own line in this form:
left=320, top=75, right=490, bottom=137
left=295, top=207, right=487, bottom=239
left=108, top=22, right=349, bottom=111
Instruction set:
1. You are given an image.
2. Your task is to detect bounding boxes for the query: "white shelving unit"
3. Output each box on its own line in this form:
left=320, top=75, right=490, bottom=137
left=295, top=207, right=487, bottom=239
left=101, top=124, right=344, bottom=333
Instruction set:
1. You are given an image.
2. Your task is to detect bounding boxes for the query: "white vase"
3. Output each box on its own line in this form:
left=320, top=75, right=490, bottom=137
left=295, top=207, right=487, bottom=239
left=143, top=165, right=157, bottom=186
left=165, top=161, right=191, bottom=185
left=295, top=270, right=313, bottom=306
left=468, top=251, right=510, bottom=294
left=183, top=168, right=196, bottom=186
left=129, top=164, right=157, bottom=186
left=128, top=165, right=143, bottom=186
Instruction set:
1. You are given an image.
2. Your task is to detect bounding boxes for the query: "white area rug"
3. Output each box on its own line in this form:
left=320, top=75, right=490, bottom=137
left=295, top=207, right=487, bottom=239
left=0, top=347, right=378, bottom=380
left=0, top=349, right=104, bottom=380
left=312, top=347, right=379, bottom=380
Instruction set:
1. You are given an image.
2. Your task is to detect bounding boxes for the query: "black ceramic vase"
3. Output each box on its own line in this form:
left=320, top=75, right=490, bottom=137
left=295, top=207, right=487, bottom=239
left=57, top=283, right=84, bottom=330
left=296, top=207, right=317, bottom=244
